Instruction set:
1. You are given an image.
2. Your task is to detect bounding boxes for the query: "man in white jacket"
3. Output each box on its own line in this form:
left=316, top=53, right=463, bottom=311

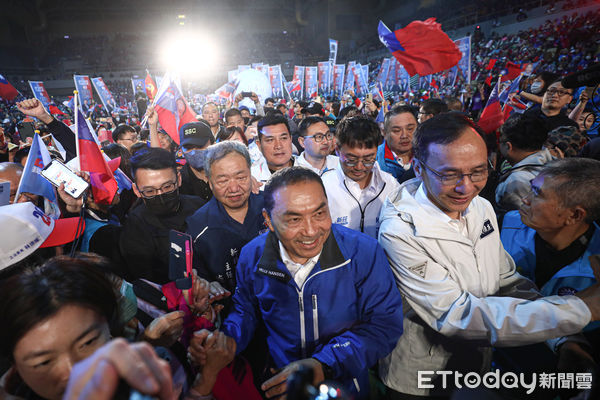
left=378, top=112, right=600, bottom=398
left=322, top=116, right=399, bottom=238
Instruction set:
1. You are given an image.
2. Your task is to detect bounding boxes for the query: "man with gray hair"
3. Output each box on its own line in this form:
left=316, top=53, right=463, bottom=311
left=186, top=141, right=268, bottom=300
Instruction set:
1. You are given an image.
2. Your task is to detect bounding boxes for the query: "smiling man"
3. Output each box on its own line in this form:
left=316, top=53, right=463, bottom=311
left=377, top=105, right=418, bottom=183
left=251, top=114, right=295, bottom=186
left=220, top=167, right=403, bottom=399
left=377, top=113, right=600, bottom=398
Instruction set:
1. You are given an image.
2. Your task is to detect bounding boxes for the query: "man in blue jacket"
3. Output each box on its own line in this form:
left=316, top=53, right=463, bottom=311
left=219, top=167, right=403, bottom=399
left=376, top=105, right=418, bottom=183
left=187, top=141, right=268, bottom=299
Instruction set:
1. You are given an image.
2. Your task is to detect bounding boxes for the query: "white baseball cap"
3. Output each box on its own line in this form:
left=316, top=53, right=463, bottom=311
left=0, top=202, right=85, bottom=269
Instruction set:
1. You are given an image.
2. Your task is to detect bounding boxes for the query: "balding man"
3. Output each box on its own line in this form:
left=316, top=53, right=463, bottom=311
left=0, top=162, right=23, bottom=203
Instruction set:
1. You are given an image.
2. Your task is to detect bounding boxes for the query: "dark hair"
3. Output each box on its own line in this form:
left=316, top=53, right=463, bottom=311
left=421, top=99, right=449, bottom=116
left=0, top=256, right=117, bottom=360
left=102, top=143, right=132, bottom=179
left=336, top=115, right=381, bottom=149
left=384, top=105, right=418, bottom=133
left=112, top=124, right=136, bottom=143
left=263, top=167, right=327, bottom=215
left=536, top=71, right=559, bottom=93
left=130, top=147, right=178, bottom=180
left=500, top=114, right=548, bottom=151
left=331, top=102, right=341, bottom=117
left=413, top=112, right=486, bottom=162
left=298, top=116, right=327, bottom=137
left=217, top=126, right=248, bottom=146
left=337, top=106, right=360, bottom=121
left=248, top=115, right=262, bottom=126
left=224, top=108, right=243, bottom=122
left=444, top=97, right=463, bottom=112
left=257, top=114, right=290, bottom=140
left=139, top=128, right=150, bottom=141
left=276, top=104, right=287, bottom=112
left=130, top=141, right=148, bottom=155
left=540, top=158, right=600, bottom=223
left=264, top=97, right=275, bottom=105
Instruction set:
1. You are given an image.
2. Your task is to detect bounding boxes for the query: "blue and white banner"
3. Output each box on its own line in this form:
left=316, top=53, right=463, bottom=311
left=91, top=77, right=117, bottom=113
left=74, top=75, right=94, bottom=113
left=28, top=81, right=52, bottom=110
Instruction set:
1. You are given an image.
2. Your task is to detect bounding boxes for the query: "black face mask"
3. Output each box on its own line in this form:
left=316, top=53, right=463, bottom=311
left=143, top=188, right=181, bottom=216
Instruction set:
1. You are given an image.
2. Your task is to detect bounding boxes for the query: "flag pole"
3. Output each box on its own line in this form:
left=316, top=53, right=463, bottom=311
left=73, top=89, right=80, bottom=171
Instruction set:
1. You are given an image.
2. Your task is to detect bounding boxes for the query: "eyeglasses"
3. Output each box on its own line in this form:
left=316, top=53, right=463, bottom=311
left=120, top=136, right=139, bottom=142
left=304, top=132, right=334, bottom=143
left=340, top=154, right=376, bottom=168
left=137, top=180, right=178, bottom=198
left=419, top=160, right=488, bottom=186
left=545, top=89, right=572, bottom=97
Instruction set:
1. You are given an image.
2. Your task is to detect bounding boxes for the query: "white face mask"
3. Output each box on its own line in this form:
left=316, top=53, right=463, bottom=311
left=530, top=82, right=543, bottom=94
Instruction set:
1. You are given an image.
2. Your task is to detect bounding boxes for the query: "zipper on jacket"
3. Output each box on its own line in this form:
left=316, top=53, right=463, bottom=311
left=312, top=294, right=319, bottom=341
left=343, top=180, right=386, bottom=232
left=298, top=293, right=307, bottom=358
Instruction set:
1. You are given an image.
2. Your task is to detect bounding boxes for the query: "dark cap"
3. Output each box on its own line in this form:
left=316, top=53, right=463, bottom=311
left=302, top=102, right=325, bottom=116
left=180, top=121, right=214, bottom=148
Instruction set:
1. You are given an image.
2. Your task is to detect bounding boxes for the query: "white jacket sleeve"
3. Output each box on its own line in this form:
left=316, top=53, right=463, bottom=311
left=379, top=230, right=592, bottom=347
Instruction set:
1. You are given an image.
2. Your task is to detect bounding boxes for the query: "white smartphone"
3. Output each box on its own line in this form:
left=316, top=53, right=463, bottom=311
left=41, top=159, right=89, bottom=199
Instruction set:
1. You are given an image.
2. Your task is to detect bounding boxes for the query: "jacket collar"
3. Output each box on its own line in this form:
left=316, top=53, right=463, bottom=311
left=257, top=226, right=347, bottom=280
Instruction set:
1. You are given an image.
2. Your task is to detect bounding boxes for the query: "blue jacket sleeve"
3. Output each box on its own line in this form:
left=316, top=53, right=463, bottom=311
left=312, top=242, right=404, bottom=380
left=221, top=245, right=260, bottom=354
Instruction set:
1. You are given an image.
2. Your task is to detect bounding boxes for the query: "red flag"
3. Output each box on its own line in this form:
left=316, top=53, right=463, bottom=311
left=153, top=74, right=197, bottom=145
left=478, top=79, right=504, bottom=134
left=484, top=75, right=493, bottom=87
left=49, top=104, right=66, bottom=116
left=485, top=59, right=497, bottom=70
left=0, top=74, right=19, bottom=101
left=76, top=111, right=118, bottom=204
left=502, top=62, right=523, bottom=82
left=431, top=78, right=439, bottom=91
left=378, top=19, right=462, bottom=77
left=145, top=72, right=158, bottom=101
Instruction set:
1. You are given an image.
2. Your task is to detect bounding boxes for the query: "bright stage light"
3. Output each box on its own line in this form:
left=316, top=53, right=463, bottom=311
left=159, top=31, right=220, bottom=78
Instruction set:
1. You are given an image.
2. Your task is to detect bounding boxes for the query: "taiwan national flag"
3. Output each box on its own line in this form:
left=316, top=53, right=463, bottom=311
left=477, top=79, right=504, bottom=134
left=0, top=74, right=19, bottom=101
left=378, top=19, right=462, bottom=77
left=153, top=73, right=197, bottom=145
left=15, top=133, right=57, bottom=209
left=76, top=110, right=118, bottom=205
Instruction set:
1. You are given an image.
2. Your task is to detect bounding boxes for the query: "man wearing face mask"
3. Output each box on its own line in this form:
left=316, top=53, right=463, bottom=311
left=119, top=147, right=206, bottom=283
left=179, top=121, right=215, bottom=201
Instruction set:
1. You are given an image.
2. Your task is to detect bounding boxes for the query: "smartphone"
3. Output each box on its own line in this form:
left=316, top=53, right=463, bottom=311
left=168, top=230, right=193, bottom=290
left=0, top=181, right=9, bottom=206
left=241, top=91, right=252, bottom=98
left=18, top=122, right=35, bottom=142
left=41, top=159, right=89, bottom=199
left=366, top=93, right=373, bottom=102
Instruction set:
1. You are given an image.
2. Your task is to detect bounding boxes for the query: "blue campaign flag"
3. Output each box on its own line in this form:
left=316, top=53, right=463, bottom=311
left=499, top=74, right=523, bottom=104
left=28, top=81, right=52, bottom=110
left=15, top=133, right=57, bottom=206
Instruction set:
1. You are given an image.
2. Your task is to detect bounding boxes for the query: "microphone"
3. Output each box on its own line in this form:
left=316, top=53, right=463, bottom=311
left=561, top=63, right=600, bottom=89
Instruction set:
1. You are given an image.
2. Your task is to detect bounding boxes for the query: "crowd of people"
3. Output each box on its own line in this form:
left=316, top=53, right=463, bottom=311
left=1, top=4, right=600, bottom=400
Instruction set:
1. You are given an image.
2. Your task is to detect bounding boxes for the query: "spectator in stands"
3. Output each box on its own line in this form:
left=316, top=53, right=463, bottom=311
left=502, top=158, right=600, bottom=297
left=523, top=80, right=578, bottom=132
left=295, top=116, right=338, bottom=175
left=119, top=147, right=205, bottom=283
left=187, top=141, right=266, bottom=299
left=496, top=114, right=553, bottom=211
left=377, top=112, right=600, bottom=398
left=418, top=98, right=448, bottom=124
left=112, top=125, right=138, bottom=152
left=251, top=114, right=295, bottom=186
left=322, top=116, right=398, bottom=238
left=377, top=105, right=418, bottom=183
left=264, top=97, right=275, bottom=108
left=218, top=167, right=404, bottom=399
left=202, top=102, right=225, bottom=138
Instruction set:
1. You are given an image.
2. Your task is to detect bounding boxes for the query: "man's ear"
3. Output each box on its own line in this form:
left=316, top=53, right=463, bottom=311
left=298, top=136, right=305, bottom=149
left=132, top=183, right=142, bottom=198
left=566, top=206, right=587, bottom=226
left=505, top=141, right=514, bottom=153
left=413, top=159, right=423, bottom=179
left=262, top=209, right=275, bottom=232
